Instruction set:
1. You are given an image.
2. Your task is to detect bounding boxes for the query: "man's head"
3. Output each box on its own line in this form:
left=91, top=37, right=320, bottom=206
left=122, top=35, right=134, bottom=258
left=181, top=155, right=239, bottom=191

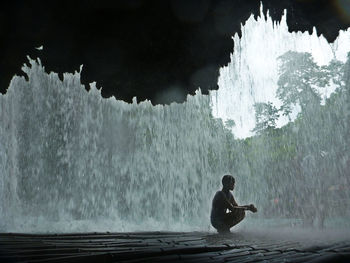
left=222, top=174, right=235, bottom=190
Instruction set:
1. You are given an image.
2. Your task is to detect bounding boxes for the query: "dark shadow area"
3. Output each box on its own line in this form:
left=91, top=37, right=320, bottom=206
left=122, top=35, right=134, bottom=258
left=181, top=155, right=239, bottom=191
left=0, top=0, right=349, bottom=104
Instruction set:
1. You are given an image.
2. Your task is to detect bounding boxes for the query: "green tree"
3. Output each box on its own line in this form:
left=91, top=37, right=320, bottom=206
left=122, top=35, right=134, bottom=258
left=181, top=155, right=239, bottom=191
left=224, top=119, right=236, bottom=129
left=277, top=51, right=324, bottom=116
left=252, top=102, right=279, bottom=134
left=322, top=59, right=345, bottom=87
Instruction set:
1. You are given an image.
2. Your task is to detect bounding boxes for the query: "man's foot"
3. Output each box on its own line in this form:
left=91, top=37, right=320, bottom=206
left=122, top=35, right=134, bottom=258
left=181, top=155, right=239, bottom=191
left=217, top=228, right=231, bottom=234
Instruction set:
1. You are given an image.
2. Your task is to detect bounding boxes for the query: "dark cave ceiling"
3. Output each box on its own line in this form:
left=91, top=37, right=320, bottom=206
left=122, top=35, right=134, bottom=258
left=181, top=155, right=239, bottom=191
left=1, top=0, right=349, bottom=104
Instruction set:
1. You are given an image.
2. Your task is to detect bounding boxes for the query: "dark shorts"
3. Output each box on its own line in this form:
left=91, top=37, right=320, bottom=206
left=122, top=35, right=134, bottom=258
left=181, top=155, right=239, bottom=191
left=211, top=209, right=245, bottom=233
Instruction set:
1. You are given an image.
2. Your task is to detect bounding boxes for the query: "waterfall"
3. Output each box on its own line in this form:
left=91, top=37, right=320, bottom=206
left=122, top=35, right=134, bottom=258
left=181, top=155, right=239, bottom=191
left=0, top=59, right=235, bottom=232
left=212, top=6, right=350, bottom=138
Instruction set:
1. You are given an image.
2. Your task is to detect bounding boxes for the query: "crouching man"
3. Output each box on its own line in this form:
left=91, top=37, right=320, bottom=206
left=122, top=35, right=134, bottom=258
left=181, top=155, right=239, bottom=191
left=211, top=175, right=257, bottom=233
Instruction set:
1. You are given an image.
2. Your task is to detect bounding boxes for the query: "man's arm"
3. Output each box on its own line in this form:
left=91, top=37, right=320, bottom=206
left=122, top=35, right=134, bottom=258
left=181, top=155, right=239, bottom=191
left=226, top=193, right=258, bottom=213
left=221, top=192, right=257, bottom=213
left=233, top=205, right=257, bottom=212
left=220, top=192, right=236, bottom=212
left=233, top=204, right=258, bottom=213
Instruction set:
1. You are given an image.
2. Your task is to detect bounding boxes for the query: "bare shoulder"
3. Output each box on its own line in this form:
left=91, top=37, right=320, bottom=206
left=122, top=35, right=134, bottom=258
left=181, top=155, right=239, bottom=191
left=214, top=190, right=223, bottom=197
left=213, top=190, right=224, bottom=200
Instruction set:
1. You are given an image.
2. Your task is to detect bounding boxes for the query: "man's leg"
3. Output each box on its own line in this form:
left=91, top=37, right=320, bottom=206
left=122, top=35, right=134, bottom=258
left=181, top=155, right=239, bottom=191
left=212, top=219, right=229, bottom=233
left=217, top=227, right=230, bottom=233
left=212, top=210, right=245, bottom=233
left=225, top=209, right=245, bottom=229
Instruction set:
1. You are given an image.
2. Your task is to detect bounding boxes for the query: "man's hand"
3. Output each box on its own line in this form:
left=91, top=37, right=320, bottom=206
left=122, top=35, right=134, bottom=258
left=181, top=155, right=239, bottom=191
left=248, top=204, right=257, bottom=213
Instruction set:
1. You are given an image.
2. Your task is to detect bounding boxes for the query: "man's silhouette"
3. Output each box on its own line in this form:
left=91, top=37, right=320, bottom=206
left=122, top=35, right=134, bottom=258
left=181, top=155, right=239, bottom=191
left=211, top=175, right=257, bottom=233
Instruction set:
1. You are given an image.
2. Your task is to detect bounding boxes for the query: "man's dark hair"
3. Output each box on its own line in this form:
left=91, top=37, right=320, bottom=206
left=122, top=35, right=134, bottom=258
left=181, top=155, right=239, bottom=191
left=222, top=174, right=235, bottom=187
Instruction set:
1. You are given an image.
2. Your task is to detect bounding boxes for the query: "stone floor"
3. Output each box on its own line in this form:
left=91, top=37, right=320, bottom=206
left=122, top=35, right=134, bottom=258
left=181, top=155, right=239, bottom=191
left=0, top=231, right=350, bottom=262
